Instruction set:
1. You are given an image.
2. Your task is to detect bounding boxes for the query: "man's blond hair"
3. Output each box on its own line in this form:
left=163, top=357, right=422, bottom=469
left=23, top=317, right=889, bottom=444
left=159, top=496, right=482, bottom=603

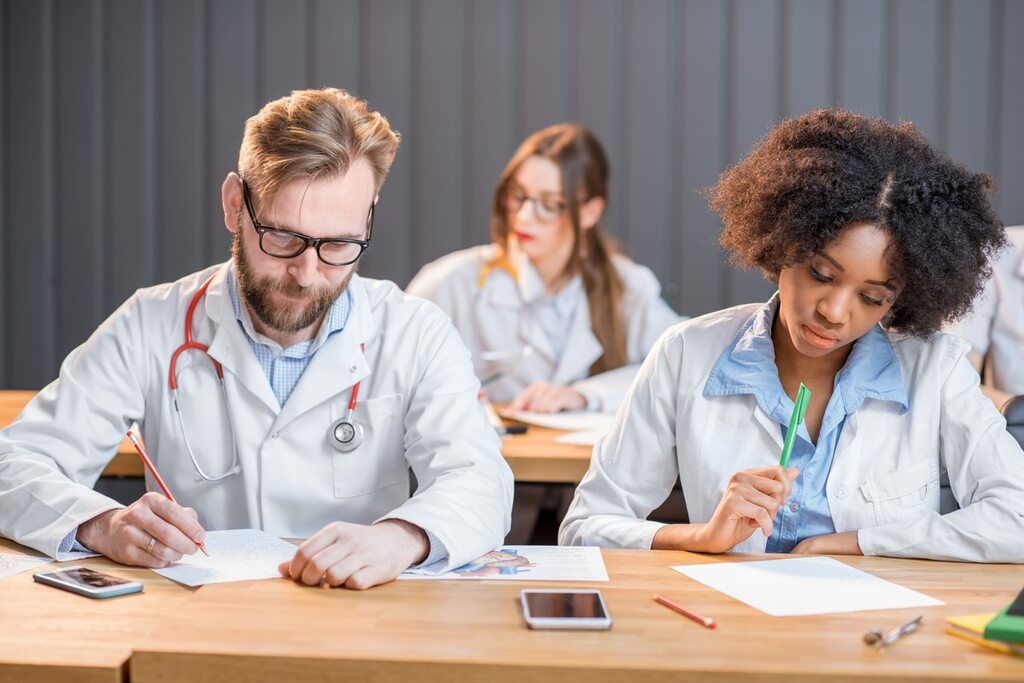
left=238, top=88, right=400, bottom=207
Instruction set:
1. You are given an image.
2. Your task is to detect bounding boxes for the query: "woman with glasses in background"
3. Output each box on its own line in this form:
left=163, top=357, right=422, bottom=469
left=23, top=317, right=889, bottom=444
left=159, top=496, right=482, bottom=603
left=407, top=124, right=681, bottom=414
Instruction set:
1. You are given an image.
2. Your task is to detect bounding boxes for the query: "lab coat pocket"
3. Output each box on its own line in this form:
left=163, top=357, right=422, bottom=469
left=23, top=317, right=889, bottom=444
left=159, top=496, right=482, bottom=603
left=860, top=458, right=940, bottom=525
left=332, top=393, right=407, bottom=499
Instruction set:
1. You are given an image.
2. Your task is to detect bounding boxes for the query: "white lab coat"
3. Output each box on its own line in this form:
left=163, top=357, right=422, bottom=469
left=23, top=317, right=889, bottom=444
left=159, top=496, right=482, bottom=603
left=406, top=245, right=682, bottom=410
left=560, top=302, right=1024, bottom=562
left=0, top=263, right=513, bottom=568
left=946, top=225, right=1024, bottom=395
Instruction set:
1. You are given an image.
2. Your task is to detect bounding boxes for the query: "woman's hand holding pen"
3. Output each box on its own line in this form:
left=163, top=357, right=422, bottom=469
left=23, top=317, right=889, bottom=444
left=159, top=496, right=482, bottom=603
left=654, top=465, right=798, bottom=553
left=76, top=491, right=207, bottom=568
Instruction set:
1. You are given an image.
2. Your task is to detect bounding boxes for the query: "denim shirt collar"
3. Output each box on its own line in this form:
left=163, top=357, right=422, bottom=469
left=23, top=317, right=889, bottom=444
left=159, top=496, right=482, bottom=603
left=226, top=265, right=351, bottom=356
left=704, top=293, right=908, bottom=427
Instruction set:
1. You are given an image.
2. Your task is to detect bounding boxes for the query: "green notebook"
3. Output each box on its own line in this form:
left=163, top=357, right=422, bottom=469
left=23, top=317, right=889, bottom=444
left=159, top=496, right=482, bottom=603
left=984, top=588, right=1024, bottom=644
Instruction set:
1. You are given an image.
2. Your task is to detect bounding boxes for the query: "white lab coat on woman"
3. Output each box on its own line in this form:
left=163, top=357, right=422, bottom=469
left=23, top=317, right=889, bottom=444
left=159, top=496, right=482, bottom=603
left=560, top=302, right=1024, bottom=563
left=0, top=263, right=513, bottom=568
left=406, top=245, right=682, bottom=410
left=947, top=225, right=1024, bottom=395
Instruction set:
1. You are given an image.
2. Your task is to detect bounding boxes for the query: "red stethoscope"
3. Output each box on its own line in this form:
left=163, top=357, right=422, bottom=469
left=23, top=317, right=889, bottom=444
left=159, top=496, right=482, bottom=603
left=169, top=276, right=365, bottom=481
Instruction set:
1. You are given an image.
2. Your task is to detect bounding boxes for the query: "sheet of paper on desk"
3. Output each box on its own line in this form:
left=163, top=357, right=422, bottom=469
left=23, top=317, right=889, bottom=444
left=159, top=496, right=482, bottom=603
left=150, top=529, right=296, bottom=586
left=555, top=429, right=606, bottom=446
left=400, top=545, right=609, bottom=581
left=0, top=552, right=51, bottom=580
left=501, top=410, right=616, bottom=433
left=671, top=556, right=943, bottom=617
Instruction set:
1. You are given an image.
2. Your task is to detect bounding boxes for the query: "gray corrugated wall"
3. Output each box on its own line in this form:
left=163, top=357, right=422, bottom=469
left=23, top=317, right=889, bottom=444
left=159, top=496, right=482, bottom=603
left=1, top=0, right=1021, bottom=389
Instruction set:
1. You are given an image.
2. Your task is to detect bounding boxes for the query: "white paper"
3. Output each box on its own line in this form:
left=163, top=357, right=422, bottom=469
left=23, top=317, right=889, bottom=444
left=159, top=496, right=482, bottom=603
left=0, top=552, right=51, bottom=580
left=150, top=529, right=296, bottom=586
left=400, top=545, right=608, bottom=581
left=671, top=556, right=944, bottom=617
left=501, top=410, right=616, bottom=433
left=554, top=429, right=605, bottom=446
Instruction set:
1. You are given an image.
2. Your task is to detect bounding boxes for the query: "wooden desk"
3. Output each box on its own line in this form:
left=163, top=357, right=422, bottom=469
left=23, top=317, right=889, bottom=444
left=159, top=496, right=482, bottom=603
left=0, top=538, right=192, bottom=683
left=131, top=551, right=1024, bottom=683
left=0, top=391, right=594, bottom=484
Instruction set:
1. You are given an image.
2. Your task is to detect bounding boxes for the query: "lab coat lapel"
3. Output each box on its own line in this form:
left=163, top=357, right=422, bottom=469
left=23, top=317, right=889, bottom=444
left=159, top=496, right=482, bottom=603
left=483, top=256, right=557, bottom=365
left=272, top=275, right=375, bottom=433
left=202, top=265, right=280, bottom=414
left=551, top=295, right=603, bottom=385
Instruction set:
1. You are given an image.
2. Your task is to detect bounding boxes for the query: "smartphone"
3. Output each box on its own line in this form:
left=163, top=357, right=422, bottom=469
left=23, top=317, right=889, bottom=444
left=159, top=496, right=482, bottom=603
left=520, top=589, right=612, bottom=630
left=33, top=566, right=143, bottom=599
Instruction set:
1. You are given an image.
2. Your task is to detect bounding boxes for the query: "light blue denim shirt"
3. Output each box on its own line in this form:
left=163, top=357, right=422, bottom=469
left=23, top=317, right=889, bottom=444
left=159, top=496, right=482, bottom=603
left=703, top=294, right=908, bottom=552
left=227, top=267, right=351, bottom=408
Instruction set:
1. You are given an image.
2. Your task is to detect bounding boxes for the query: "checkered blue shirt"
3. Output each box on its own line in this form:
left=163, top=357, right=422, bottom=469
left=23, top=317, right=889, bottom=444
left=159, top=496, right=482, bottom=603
left=227, top=268, right=351, bottom=408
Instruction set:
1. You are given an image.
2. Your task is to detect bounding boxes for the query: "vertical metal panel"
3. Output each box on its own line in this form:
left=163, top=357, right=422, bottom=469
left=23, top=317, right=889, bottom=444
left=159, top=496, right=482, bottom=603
left=6, top=0, right=55, bottom=388
left=105, top=0, right=156, bottom=313
left=947, top=0, right=995, bottom=175
left=260, top=0, right=310, bottom=101
left=358, top=0, right=413, bottom=284
left=157, top=0, right=206, bottom=283
left=55, top=0, right=103, bottom=362
left=412, top=0, right=465, bottom=267
left=891, top=0, right=943, bottom=144
left=311, top=0, right=360, bottom=92
left=783, top=0, right=835, bottom=117
left=622, top=0, right=674, bottom=290
left=463, top=0, right=517, bottom=254
left=836, top=0, right=886, bottom=116
left=572, top=0, right=624, bottom=241
left=678, top=0, right=730, bottom=315
left=999, top=0, right=1024, bottom=225
left=519, top=0, right=569, bottom=135
left=0, top=0, right=6, bottom=385
left=729, top=0, right=782, bottom=305
left=2, top=0, right=1021, bottom=388
left=206, top=0, right=257, bottom=264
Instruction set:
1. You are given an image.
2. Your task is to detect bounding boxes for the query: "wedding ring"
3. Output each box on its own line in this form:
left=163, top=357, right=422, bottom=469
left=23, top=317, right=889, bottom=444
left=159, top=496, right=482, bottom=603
left=144, top=536, right=157, bottom=554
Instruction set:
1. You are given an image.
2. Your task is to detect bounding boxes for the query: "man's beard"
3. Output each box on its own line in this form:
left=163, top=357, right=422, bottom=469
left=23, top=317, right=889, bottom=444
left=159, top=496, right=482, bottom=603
left=232, top=232, right=354, bottom=336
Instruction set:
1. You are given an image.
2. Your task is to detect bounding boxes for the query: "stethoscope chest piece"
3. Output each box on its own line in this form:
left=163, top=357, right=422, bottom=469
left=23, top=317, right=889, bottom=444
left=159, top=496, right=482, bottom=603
left=329, top=417, right=364, bottom=452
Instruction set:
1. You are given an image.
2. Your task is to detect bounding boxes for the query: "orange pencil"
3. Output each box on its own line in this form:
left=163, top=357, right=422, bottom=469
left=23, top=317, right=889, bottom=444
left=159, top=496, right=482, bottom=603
left=653, top=594, right=716, bottom=629
left=126, top=431, right=210, bottom=557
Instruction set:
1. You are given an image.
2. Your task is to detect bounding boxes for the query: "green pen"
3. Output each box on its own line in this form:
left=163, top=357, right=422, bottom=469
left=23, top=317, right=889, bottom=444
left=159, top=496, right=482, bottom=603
left=779, top=383, right=811, bottom=468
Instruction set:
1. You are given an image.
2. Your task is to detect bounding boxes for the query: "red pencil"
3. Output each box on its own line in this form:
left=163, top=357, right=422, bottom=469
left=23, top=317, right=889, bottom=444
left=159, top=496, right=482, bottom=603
left=126, top=431, right=209, bottom=557
left=653, top=594, right=716, bottom=629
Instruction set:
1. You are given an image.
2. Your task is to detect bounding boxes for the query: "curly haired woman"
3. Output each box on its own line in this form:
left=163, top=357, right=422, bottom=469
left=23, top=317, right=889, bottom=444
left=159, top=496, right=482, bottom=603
left=560, top=109, right=1024, bottom=562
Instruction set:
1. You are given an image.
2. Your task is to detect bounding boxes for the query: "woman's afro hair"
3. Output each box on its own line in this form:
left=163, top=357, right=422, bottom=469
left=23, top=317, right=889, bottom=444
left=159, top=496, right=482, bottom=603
left=709, top=108, right=1005, bottom=337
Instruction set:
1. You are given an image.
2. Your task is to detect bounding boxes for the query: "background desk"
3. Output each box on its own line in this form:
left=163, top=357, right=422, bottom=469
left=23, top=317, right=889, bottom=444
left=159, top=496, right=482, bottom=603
left=2, top=537, right=1022, bottom=683
left=0, top=391, right=594, bottom=484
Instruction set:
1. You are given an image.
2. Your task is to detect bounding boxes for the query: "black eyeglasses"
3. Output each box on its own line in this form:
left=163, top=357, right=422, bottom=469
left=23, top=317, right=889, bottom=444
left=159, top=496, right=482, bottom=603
left=241, top=180, right=374, bottom=266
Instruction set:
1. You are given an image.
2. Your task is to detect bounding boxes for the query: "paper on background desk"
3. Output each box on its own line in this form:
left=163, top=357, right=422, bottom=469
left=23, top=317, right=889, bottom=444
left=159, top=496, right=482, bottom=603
left=671, top=556, right=944, bottom=617
left=554, top=429, right=606, bottom=446
left=400, top=545, right=609, bottom=581
left=0, top=552, right=51, bottom=580
left=501, top=410, right=616, bottom=434
left=150, top=529, right=295, bottom=586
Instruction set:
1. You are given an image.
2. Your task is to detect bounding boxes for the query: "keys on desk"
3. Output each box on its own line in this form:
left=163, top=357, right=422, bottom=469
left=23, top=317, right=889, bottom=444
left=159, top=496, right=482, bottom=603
left=863, top=615, right=924, bottom=650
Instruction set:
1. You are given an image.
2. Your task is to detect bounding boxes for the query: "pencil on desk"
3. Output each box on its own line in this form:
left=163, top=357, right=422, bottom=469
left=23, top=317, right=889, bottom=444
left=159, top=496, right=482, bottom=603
left=653, top=594, right=717, bottom=629
left=126, top=431, right=210, bottom=557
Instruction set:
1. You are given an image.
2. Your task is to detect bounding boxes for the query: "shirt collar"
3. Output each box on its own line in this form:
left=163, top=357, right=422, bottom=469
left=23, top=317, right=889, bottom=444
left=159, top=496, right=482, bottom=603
left=704, top=292, right=908, bottom=417
left=226, top=265, right=351, bottom=356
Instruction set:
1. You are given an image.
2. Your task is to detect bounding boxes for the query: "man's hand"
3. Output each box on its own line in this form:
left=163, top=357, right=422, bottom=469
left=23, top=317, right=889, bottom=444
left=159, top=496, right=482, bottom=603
left=792, top=530, right=862, bottom=555
left=76, top=491, right=206, bottom=568
left=507, top=382, right=587, bottom=413
left=278, top=519, right=429, bottom=590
